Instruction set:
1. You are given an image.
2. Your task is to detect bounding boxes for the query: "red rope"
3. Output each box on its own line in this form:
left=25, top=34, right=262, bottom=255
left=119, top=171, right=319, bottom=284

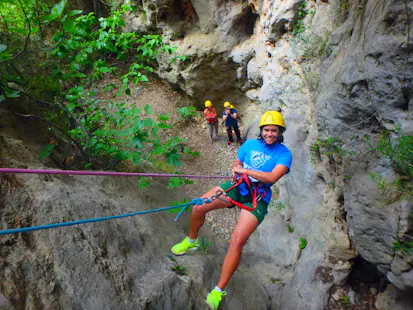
left=223, top=173, right=259, bottom=212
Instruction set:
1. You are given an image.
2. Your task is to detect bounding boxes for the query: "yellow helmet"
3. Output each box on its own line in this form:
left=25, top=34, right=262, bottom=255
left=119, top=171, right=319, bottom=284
left=224, top=101, right=231, bottom=108
left=205, top=100, right=212, bottom=107
left=230, top=105, right=234, bottom=109
left=259, top=111, right=285, bottom=128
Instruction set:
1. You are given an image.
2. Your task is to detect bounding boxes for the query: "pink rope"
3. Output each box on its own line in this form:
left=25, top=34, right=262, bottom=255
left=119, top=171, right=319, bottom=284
left=0, top=168, right=230, bottom=179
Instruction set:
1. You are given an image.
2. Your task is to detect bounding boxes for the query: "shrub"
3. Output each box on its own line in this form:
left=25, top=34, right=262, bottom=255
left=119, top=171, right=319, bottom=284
left=1, top=1, right=199, bottom=180
left=177, top=106, right=198, bottom=120
left=299, top=238, right=307, bottom=250
left=167, top=255, right=187, bottom=276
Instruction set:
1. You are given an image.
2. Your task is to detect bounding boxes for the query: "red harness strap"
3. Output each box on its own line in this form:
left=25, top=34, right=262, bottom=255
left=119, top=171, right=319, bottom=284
left=222, top=173, right=259, bottom=212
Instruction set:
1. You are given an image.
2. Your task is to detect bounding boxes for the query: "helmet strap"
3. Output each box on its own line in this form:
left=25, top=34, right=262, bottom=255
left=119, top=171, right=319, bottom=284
left=278, top=127, right=284, bottom=143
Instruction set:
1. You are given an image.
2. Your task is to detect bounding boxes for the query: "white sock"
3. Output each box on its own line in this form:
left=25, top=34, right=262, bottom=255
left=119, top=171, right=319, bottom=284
left=214, top=286, right=222, bottom=293
left=188, top=237, right=196, bottom=243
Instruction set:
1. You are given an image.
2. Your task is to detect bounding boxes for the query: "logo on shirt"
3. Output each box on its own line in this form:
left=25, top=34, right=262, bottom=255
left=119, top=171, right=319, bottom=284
left=250, top=151, right=271, bottom=169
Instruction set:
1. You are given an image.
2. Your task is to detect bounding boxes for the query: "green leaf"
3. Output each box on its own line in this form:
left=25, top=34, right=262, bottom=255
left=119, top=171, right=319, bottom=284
left=41, top=14, right=54, bottom=22
left=99, top=67, right=111, bottom=73
left=114, top=150, right=129, bottom=160
left=144, top=104, right=153, bottom=115
left=165, top=150, right=181, bottom=167
left=151, top=145, right=165, bottom=155
left=71, top=63, right=80, bottom=71
left=299, top=238, right=307, bottom=250
left=183, top=178, right=194, bottom=185
left=100, top=20, right=108, bottom=29
left=132, top=136, right=143, bottom=148
left=93, top=129, right=108, bottom=137
left=38, top=144, right=55, bottom=160
left=67, top=9, right=83, bottom=16
left=151, top=126, right=158, bottom=136
left=158, top=113, right=170, bottom=121
left=106, top=42, right=117, bottom=52
left=42, top=0, right=67, bottom=21
left=6, top=90, right=20, bottom=98
left=167, top=177, right=183, bottom=189
left=143, top=118, right=155, bottom=127
left=104, top=83, right=116, bottom=91
left=168, top=199, right=189, bottom=213
left=167, top=254, right=177, bottom=263
left=158, top=123, right=172, bottom=129
left=132, top=156, right=141, bottom=165
left=117, top=127, right=134, bottom=136
left=183, top=147, right=200, bottom=157
left=137, top=177, right=151, bottom=189
left=0, top=44, right=7, bottom=53
left=52, top=0, right=67, bottom=17
left=63, top=19, right=76, bottom=32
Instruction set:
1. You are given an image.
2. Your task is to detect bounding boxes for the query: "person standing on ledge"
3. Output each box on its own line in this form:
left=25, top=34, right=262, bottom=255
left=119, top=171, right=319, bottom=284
left=222, top=101, right=242, bottom=145
left=204, top=100, right=220, bottom=144
left=171, top=111, right=292, bottom=310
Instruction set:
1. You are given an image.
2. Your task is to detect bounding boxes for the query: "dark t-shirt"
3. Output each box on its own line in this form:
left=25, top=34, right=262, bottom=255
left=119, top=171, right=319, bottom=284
left=222, top=108, right=238, bottom=127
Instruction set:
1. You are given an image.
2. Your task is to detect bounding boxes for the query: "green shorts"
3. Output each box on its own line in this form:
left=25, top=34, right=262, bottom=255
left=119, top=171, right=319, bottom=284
left=220, top=181, right=268, bottom=224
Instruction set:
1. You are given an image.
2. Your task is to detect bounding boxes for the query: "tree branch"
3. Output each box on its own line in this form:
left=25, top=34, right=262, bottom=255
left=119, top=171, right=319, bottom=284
left=15, top=112, right=89, bottom=162
left=9, top=87, right=91, bottom=152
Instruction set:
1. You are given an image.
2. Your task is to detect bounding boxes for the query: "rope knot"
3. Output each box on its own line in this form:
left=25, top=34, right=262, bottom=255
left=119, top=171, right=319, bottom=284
left=190, top=198, right=205, bottom=205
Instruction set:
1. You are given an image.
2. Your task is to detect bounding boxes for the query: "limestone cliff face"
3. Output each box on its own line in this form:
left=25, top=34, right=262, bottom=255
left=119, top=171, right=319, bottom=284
left=128, top=0, right=412, bottom=308
left=314, top=0, right=413, bottom=293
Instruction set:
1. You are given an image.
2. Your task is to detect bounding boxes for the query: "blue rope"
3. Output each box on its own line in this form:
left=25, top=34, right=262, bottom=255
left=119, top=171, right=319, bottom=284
left=0, top=199, right=204, bottom=235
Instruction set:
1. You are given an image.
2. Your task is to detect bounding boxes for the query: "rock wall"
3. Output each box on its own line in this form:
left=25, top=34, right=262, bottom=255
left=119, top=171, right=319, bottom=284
left=0, top=134, right=204, bottom=309
left=315, top=0, right=413, bottom=293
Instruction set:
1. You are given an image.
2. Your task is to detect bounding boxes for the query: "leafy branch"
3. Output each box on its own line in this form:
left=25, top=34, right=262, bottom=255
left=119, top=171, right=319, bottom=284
left=0, top=0, right=199, bottom=185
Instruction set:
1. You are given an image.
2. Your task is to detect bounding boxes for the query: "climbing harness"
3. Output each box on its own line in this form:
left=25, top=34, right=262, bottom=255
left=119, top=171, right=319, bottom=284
left=0, top=168, right=231, bottom=235
left=202, top=173, right=266, bottom=212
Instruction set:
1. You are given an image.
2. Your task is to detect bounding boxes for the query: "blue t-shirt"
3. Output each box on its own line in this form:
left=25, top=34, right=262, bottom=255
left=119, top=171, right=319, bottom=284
left=222, top=109, right=238, bottom=127
left=236, top=139, right=292, bottom=204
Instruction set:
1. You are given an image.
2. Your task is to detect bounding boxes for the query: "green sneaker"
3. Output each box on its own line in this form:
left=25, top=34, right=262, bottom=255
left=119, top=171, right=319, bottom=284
left=206, top=289, right=226, bottom=310
left=171, top=237, right=199, bottom=255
